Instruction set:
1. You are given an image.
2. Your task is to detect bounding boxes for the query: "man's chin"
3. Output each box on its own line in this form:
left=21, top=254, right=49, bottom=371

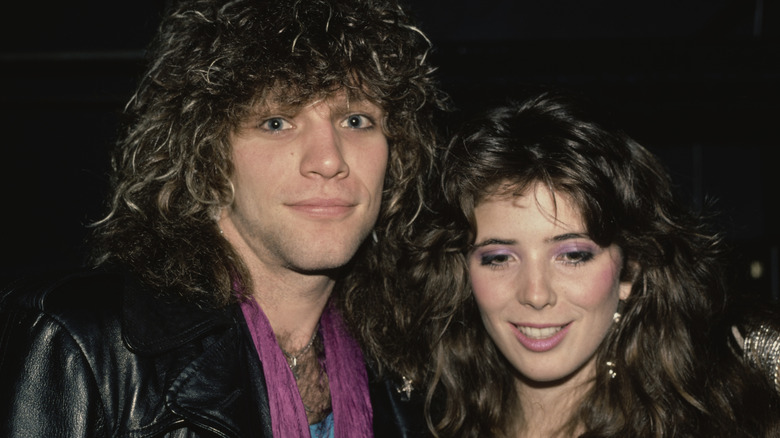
left=284, top=250, right=357, bottom=276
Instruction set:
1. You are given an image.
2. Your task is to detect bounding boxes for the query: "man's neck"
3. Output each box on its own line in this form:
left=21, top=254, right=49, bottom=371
left=245, top=259, right=336, bottom=425
left=249, top=264, right=334, bottom=353
left=218, top=216, right=336, bottom=350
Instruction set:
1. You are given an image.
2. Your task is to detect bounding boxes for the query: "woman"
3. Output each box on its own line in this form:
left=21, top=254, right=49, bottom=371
left=415, top=91, right=780, bottom=437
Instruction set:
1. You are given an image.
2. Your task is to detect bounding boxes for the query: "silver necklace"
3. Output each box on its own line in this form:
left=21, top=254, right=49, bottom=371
left=281, top=326, right=319, bottom=379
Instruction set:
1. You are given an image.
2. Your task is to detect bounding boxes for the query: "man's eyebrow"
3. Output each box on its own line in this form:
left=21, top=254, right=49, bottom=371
left=241, top=107, right=291, bottom=123
left=332, top=99, right=383, bottom=113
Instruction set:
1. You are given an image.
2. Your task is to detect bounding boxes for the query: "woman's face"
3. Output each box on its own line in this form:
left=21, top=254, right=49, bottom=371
left=468, top=183, right=631, bottom=386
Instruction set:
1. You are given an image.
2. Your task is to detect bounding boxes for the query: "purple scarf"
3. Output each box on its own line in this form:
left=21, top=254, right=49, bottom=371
left=240, top=297, right=373, bottom=437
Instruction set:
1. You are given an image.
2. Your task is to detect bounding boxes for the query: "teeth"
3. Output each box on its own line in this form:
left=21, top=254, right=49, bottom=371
left=517, top=325, right=563, bottom=339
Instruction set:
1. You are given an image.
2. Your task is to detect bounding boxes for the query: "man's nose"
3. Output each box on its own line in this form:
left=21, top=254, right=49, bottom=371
left=299, top=119, right=349, bottom=179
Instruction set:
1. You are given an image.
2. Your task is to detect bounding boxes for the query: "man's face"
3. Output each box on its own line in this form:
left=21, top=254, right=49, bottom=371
left=220, top=93, right=388, bottom=276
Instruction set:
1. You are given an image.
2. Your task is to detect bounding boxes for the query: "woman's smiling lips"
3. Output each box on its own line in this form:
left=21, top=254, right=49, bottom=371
left=511, top=322, right=572, bottom=352
left=286, top=198, right=357, bottom=219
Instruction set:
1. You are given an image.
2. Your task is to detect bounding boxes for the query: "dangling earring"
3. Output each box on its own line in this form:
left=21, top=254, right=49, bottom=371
left=372, top=230, right=379, bottom=243
left=606, top=361, right=617, bottom=379
left=607, top=300, right=625, bottom=379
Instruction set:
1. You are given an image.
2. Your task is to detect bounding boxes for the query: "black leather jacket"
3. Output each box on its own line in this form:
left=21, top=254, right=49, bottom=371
left=0, top=269, right=428, bottom=437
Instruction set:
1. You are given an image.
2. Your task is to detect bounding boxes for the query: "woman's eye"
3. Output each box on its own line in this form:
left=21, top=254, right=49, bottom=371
left=480, top=253, right=511, bottom=267
left=341, top=114, right=374, bottom=129
left=260, top=117, right=291, bottom=132
left=560, top=251, right=594, bottom=265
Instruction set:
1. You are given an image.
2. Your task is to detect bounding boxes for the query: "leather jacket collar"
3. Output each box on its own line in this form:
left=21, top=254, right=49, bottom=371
left=120, top=271, right=235, bottom=355
left=117, top=270, right=273, bottom=437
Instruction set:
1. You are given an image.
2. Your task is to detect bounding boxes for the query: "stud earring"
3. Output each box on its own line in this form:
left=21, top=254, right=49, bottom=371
left=613, top=299, right=625, bottom=324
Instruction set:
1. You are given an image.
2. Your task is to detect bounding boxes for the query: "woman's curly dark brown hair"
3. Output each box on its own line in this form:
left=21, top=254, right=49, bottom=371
left=90, top=0, right=449, bottom=373
left=415, top=91, right=779, bottom=437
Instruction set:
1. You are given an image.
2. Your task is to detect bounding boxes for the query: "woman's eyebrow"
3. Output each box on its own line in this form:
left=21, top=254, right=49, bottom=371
left=472, top=238, right=516, bottom=248
left=546, top=232, right=590, bottom=243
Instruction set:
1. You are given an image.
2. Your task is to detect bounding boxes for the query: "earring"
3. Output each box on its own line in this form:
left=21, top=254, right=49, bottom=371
left=613, top=299, right=625, bottom=324
left=372, top=230, right=379, bottom=243
left=606, top=361, right=617, bottom=379
left=607, top=300, right=624, bottom=379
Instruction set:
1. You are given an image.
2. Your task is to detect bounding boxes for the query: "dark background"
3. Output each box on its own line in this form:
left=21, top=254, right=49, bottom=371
left=1, top=1, right=778, bottom=301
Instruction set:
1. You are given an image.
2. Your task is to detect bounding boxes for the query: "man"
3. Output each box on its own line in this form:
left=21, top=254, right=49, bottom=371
left=0, top=0, right=447, bottom=436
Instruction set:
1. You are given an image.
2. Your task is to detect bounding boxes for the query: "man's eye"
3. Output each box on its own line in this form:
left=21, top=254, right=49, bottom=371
left=342, top=114, right=374, bottom=129
left=260, top=117, right=290, bottom=132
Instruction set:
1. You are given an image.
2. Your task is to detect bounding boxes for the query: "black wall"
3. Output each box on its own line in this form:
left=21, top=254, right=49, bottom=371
left=2, top=1, right=778, bottom=300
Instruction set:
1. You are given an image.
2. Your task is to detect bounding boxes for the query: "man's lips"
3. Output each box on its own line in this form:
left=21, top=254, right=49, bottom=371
left=286, top=198, right=357, bottom=217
